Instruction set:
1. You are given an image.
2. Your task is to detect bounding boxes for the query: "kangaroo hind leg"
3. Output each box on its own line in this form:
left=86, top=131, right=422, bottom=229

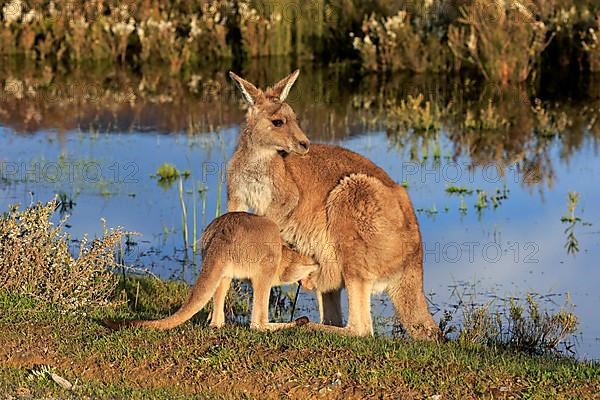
left=386, top=266, right=440, bottom=341
left=209, top=277, right=232, bottom=328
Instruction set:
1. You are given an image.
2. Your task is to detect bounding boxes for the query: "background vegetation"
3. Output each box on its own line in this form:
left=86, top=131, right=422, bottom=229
left=1, top=0, right=599, bottom=81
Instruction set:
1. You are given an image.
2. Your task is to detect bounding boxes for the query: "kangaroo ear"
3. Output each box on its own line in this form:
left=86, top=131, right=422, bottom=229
left=229, top=71, right=261, bottom=105
left=270, top=69, right=300, bottom=102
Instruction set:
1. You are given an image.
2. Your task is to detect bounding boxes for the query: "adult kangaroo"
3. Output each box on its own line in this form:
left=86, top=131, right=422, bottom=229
left=226, top=70, right=440, bottom=339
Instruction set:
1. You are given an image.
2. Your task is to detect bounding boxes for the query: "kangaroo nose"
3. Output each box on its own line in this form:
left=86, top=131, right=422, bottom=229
left=299, top=140, right=310, bottom=150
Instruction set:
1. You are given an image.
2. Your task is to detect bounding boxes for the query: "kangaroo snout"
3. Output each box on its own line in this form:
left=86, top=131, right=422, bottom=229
left=296, top=138, right=310, bottom=155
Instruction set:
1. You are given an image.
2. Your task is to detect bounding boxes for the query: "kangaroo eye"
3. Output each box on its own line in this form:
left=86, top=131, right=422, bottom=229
left=272, top=119, right=284, bottom=127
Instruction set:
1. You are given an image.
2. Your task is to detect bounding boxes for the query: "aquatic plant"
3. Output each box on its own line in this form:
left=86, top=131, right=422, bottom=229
left=458, top=195, right=468, bottom=215
left=531, top=98, right=571, bottom=137
left=154, top=163, right=190, bottom=190
left=561, top=191, right=582, bottom=255
left=56, top=191, right=76, bottom=214
left=450, top=286, right=578, bottom=355
left=445, top=185, right=473, bottom=196
left=463, top=100, right=510, bottom=132
left=386, top=93, right=443, bottom=134
left=475, top=189, right=488, bottom=217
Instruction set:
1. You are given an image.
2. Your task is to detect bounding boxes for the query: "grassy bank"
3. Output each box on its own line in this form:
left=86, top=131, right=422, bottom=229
left=0, top=194, right=598, bottom=398
left=1, top=290, right=599, bottom=399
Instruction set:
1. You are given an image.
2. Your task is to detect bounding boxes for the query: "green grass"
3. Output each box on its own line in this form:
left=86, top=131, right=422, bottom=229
left=0, top=289, right=598, bottom=399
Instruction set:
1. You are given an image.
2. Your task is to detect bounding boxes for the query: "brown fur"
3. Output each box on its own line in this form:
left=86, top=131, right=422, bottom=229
left=227, top=70, right=441, bottom=339
left=104, top=212, right=317, bottom=331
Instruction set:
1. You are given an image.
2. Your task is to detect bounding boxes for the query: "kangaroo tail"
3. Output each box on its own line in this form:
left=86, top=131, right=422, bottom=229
left=104, top=257, right=225, bottom=331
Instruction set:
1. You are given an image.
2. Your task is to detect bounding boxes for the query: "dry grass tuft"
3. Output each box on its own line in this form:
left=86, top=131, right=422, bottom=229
left=0, top=199, right=125, bottom=310
left=456, top=292, right=578, bottom=355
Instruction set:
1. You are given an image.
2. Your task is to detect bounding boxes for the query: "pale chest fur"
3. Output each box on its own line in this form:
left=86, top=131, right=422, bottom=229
left=228, top=151, right=276, bottom=216
left=234, top=173, right=273, bottom=215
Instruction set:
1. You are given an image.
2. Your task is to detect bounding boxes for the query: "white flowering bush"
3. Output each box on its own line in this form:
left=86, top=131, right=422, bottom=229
left=0, top=0, right=234, bottom=69
left=2, top=0, right=22, bottom=26
left=448, top=0, right=549, bottom=83
left=186, top=2, right=231, bottom=62
left=353, top=10, right=448, bottom=73
left=239, top=1, right=291, bottom=57
left=0, top=200, right=125, bottom=310
left=581, top=14, right=600, bottom=71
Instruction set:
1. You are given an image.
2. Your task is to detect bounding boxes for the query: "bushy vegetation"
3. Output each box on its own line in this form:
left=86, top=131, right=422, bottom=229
left=1, top=0, right=599, bottom=79
left=354, top=0, right=600, bottom=81
left=452, top=293, right=578, bottom=355
left=0, top=200, right=124, bottom=309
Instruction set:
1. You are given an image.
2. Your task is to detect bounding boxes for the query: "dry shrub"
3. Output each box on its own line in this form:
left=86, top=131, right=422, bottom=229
left=0, top=200, right=124, bottom=309
left=457, top=293, right=578, bottom=355
left=354, top=10, right=449, bottom=73
left=0, top=0, right=232, bottom=68
left=238, top=1, right=292, bottom=57
left=448, top=0, right=549, bottom=83
left=581, top=13, right=600, bottom=72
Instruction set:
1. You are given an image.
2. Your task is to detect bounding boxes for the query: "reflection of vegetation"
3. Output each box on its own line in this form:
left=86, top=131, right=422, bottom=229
left=2, top=63, right=600, bottom=195
left=380, top=82, right=600, bottom=192
left=561, top=192, right=583, bottom=255
left=56, top=191, right=76, bottom=214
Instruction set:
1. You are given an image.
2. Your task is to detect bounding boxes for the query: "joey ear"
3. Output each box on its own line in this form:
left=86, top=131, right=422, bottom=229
left=229, top=71, right=261, bottom=105
left=270, top=69, right=300, bottom=102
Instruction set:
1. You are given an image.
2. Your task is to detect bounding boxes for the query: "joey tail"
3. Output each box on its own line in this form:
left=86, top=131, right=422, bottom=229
left=103, top=258, right=225, bottom=331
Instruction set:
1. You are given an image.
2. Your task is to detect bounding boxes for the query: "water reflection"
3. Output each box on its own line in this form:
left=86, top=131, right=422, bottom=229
left=2, top=62, right=599, bottom=194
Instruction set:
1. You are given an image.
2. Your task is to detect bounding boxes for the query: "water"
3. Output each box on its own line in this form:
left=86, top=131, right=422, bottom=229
left=1, top=64, right=599, bottom=359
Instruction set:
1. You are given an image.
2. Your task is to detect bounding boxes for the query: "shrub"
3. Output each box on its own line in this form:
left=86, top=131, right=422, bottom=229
left=353, top=10, right=449, bottom=73
left=456, top=292, right=578, bottom=355
left=448, top=0, right=549, bottom=84
left=581, top=13, right=600, bottom=71
left=238, top=1, right=291, bottom=57
left=0, top=0, right=233, bottom=69
left=0, top=200, right=125, bottom=309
